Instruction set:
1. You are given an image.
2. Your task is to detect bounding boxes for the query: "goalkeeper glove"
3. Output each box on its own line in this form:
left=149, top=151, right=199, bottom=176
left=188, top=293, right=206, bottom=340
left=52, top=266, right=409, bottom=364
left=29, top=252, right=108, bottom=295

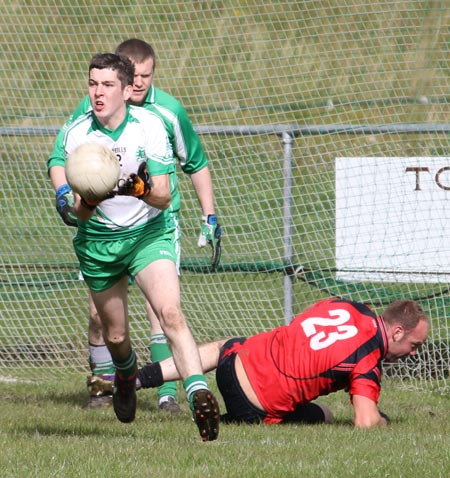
left=198, top=214, right=222, bottom=270
left=55, top=184, right=77, bottom=227
left=117, top=161, right=152, bottom=199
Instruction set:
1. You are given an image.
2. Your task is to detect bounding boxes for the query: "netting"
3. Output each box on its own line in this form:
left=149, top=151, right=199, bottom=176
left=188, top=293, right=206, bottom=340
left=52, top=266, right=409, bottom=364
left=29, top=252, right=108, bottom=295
left=0, top=1, right=448, bottom=389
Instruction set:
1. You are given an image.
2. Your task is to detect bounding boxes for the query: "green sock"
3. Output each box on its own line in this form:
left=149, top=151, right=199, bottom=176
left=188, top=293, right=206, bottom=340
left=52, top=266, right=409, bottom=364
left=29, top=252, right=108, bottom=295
left=112, top=350, right=137, bottom=380
left=183, top=374, right=208, bottom=408
left=150, top=334, right=177, bottom=400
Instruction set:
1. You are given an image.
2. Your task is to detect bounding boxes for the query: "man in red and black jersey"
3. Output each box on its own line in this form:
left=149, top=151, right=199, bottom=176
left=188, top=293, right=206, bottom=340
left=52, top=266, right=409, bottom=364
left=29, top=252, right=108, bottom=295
left=136, top=298, right=429, bottom=428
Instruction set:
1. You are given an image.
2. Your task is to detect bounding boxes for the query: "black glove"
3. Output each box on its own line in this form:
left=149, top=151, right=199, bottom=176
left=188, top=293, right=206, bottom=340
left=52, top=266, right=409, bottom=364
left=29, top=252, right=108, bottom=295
left=55, top=184, right=77, bottom=227
left=117, top=162, right=152, bottom=199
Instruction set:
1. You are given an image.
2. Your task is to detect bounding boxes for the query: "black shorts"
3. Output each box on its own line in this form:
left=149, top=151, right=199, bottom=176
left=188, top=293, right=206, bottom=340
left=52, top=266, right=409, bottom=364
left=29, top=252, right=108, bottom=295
left=216, top=338, right=327, bottom=425
left=216, top=337, right=267, bottom=424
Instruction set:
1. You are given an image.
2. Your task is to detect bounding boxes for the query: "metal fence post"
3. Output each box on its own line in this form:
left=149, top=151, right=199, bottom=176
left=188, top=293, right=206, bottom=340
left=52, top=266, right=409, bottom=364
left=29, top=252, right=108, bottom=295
left=282, top=131, right=294, bottom=324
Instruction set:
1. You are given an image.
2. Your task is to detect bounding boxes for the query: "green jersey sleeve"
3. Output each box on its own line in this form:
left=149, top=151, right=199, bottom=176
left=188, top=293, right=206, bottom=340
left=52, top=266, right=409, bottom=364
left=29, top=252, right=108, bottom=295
left=152, top=88, right=209, bottom=175
left=46, top=95, right=91, bottom=171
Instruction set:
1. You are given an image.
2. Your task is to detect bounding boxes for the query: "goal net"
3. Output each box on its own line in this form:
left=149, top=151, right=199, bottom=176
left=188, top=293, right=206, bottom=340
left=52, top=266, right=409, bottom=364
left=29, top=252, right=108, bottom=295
left=0, top=1, right=448, bottom=390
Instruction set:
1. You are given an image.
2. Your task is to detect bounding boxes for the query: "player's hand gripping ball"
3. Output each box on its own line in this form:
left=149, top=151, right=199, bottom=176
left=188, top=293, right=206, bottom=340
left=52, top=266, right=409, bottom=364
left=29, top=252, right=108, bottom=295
left=65, top=143, right=120, bottom=203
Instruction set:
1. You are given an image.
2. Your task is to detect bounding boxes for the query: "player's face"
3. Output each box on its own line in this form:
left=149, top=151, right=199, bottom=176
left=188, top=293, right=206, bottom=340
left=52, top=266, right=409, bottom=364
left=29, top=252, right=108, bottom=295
left=385, top=320, right=428, bottom=362
left=128, top=58, right=154, bottom=105
left=88, top=68, right=132, bottom=130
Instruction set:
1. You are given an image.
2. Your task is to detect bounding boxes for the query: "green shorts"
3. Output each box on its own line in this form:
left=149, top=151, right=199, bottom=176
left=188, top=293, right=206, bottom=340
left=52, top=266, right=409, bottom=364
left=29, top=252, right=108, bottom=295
left=128, top=215, right=181, bottom=285
left=73, top=227, right=177, bottom=292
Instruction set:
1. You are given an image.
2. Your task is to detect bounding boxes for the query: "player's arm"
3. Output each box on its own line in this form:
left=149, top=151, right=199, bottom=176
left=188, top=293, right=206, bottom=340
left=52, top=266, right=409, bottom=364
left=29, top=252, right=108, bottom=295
left=136, top=114, right=174, bottom=210
left=48, top=128, right=77, bottom=227
left=171, top=106, right=215, bottom=214
left=352, top=394, right=390, bottom=428
left=169, top=109, right=217, bottom=217
left=169, top=102, right=222, bottom=267
left=49, top=164, right=96, bottom=222
left=196, top=179, right=222, bottom=269
left=69, top=194, right=97, bottom=221
left=142, top=173, right=171, bottom=210
left=190, top=166, right=215, bottom=216
left=48, top=164, right=77, bottom=226
left=47, top=96, right=91, bottom=226
left=47, top=95, right=91, bottom=175
left=49, top=165, right=67, bottom=190
left=117, top=163, right=171, bottom=210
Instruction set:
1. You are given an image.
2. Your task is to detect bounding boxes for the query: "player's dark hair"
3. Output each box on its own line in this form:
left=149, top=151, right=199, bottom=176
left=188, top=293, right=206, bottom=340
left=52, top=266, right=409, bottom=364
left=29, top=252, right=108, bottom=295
left=89, top=53, right=135, bottom=89
left=382, top=300, right=428, bottom=332
left=115, top=38, right=157, bottom=71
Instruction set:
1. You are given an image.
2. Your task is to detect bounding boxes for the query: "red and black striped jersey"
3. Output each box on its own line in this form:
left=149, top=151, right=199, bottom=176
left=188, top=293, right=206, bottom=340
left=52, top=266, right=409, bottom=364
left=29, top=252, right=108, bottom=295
left=233, top=298, right=388, bottom=424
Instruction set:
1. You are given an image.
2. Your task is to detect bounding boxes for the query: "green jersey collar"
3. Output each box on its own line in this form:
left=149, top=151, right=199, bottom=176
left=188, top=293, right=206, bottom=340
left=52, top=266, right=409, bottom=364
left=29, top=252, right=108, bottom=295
left=89, top=106, right=133, bottom=141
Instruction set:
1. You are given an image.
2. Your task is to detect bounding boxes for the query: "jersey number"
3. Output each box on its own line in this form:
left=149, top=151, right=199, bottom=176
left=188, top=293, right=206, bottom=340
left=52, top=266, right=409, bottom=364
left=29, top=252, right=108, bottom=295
left=301, top=309, right=358, bottom=350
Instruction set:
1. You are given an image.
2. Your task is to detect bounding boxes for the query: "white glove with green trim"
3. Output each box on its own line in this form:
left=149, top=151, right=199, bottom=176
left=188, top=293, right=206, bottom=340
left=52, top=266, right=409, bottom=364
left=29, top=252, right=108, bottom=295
left=197, top=214, right=222, bottom=270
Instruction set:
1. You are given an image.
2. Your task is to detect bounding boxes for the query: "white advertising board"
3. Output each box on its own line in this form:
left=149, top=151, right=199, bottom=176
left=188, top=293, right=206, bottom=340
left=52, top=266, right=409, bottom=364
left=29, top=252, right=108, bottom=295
left=335, top=157, right=450, bottom=283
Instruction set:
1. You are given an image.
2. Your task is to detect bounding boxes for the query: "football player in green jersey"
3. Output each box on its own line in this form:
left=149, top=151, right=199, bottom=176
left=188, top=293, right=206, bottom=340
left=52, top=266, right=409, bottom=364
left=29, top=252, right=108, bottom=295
left=48, top=53, right=220, bottom=442
left=48, top=39, right=221, bottom=415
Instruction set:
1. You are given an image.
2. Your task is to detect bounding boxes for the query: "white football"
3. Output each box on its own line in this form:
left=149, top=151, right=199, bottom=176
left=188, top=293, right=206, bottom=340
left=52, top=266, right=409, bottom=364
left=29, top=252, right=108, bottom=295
left=66, top=143, right=120, bottom=201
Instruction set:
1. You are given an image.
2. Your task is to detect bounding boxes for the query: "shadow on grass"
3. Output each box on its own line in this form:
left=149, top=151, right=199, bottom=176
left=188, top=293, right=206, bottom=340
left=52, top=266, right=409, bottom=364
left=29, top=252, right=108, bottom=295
left=12, top=421, right=141, bottom=438
left=1, top=382, right=170, bottom=412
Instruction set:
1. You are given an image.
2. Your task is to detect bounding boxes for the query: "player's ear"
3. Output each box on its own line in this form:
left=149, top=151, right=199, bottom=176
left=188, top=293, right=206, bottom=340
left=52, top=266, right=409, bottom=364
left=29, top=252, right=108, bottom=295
left=123, top=84, right=133, bottom=101
left=392, top=325, right=405, bottom=342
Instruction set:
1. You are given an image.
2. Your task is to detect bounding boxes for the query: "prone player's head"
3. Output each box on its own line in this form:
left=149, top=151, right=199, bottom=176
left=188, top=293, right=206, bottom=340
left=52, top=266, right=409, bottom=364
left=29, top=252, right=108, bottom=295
left=115, top=39, right=156, bottom=106
left=381, top=300, right=429, bottom=362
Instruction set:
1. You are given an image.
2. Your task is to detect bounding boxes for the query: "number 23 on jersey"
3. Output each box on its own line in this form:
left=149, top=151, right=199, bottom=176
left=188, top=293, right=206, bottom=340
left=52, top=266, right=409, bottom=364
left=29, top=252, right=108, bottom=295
left=300, top=309, right=358, bottom=351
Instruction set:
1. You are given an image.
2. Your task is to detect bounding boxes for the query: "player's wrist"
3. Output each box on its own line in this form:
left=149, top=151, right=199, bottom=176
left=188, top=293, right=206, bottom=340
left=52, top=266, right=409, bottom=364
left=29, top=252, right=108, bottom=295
left=55, top=183, right=71, bottom=199
left=138, top=185, right=152, bottom=200
left=203, top=214, right=218, bottom=225
left=80, top=197, right=97, bottom=210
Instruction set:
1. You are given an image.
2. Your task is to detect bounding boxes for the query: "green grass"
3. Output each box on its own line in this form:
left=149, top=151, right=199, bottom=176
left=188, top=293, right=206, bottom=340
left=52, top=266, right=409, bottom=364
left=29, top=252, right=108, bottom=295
left=0, top=376, right=449, bottom=478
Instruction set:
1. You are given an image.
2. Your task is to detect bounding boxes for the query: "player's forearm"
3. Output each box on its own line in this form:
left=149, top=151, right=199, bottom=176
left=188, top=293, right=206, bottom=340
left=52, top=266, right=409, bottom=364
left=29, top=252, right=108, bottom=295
left=72, top=194, right=96, bottom=222
left=352, top=394, right=388, bottom=428
left=190, top=167, right=215, bottom=216
left=50, top=165, right=94, bottom=220
left=141, top=189, right=171, bottom=210
left=141, top=175, right=171, bottom=210
left=49, top=165, right=68, bottom=191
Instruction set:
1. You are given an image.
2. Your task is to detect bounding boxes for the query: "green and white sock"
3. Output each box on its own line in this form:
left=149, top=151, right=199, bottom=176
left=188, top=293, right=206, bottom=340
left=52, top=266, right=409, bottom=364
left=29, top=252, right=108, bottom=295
left=183, top=374, right=209, bottom=409
left=150, top=334, right=177, bottom=401
left=88, top=343, right=115, bottom=376
left=113, top=349, right=137, bottom=380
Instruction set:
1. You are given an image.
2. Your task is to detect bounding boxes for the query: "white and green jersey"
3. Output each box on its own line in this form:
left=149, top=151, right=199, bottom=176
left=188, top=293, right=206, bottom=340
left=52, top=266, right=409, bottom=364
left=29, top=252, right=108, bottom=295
left=63, top=105, right=175, bottom=239
left=48, top=85, right=209, bottom=215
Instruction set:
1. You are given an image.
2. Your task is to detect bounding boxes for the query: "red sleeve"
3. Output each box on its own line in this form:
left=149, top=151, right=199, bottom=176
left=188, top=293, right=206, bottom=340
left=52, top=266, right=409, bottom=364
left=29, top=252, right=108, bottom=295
left=349, top=356, right=382, bottom=403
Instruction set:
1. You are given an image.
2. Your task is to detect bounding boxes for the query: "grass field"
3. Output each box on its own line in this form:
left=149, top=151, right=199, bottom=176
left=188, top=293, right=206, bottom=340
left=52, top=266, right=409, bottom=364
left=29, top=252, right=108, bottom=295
left=1, top=375, right=449, bottom=478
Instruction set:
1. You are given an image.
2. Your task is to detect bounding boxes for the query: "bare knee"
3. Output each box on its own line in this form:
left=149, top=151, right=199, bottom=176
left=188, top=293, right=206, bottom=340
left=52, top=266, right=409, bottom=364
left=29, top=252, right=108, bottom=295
left=105, top=331, right=127, bottom=346
left=158, top=305, right=186, bottom=333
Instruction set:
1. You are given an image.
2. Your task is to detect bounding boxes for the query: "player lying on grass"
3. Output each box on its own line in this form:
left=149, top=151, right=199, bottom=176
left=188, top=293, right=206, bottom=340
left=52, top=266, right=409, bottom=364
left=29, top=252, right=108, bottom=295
left=135, top=297, right=429, bottom=427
